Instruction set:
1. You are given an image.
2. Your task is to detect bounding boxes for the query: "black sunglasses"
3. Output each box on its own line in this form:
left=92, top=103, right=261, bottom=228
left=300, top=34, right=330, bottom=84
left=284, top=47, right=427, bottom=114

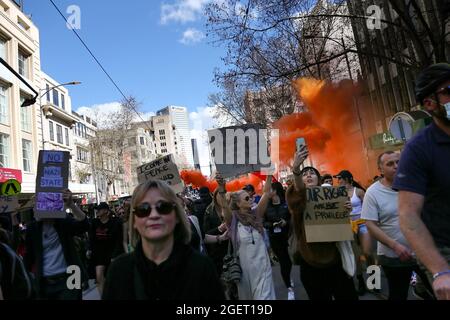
left=436, top=85, right=450, bottom=96
left=133, top=201, right=176, bottom=218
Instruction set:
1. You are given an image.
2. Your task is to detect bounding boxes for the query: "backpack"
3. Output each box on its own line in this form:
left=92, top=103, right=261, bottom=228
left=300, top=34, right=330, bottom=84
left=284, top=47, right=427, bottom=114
left=0, top=242, right=34, bottom=300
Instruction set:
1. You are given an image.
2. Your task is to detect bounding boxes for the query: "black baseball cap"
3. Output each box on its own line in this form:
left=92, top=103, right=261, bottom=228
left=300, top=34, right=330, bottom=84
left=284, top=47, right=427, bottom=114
left=243, top=184, right=255, bottom=192
left=334, top=170, right=353, bottom=180
left=96, top=202, right=109, bottom=211
left=415, top=63, right=450, bottom=104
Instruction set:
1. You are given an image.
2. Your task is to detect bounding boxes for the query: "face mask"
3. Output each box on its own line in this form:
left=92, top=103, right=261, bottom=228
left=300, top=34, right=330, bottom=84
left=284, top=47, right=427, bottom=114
left=444, top=102, right=450, bottom=120
left=430, top=100, right=450, bottom=121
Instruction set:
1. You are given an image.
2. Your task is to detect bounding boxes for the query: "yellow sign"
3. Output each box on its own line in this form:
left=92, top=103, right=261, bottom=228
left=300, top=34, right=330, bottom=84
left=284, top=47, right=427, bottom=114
left=1, top=179, right=21, bottom=196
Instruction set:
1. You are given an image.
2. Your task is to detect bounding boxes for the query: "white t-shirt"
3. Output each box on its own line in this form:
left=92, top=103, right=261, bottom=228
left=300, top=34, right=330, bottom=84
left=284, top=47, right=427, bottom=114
left=361, top=181, right=411, bottom=258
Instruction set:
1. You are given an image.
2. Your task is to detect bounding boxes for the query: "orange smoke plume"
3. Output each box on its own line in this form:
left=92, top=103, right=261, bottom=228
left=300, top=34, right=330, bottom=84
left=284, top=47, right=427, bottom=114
left=273, top=78, right=368, bottom=185
left=226, top=174, right=263, bottom=193
left=180, top=170, right=264, bottom=193
left=180, top=170, right=218, bottom=192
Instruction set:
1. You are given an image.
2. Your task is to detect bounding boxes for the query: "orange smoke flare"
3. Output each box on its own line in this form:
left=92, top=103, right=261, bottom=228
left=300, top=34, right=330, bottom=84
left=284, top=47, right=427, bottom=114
left=272, top=78, right=368, bottom=185
left=180, top=170, right=265, bottom=193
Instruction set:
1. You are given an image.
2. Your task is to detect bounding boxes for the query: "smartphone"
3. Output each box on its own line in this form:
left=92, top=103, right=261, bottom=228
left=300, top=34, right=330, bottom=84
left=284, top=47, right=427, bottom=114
left=296, top=137, right=307, bottom=152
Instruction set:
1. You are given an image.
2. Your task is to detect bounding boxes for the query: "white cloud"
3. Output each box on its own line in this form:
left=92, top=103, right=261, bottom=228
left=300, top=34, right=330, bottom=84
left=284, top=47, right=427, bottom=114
left=161, top=0, right=210, bottom=24
left=179, top=28, right=205, bottom=45
left=188, top=106, right=236, bottom=176
left=76, top=102, right=121, bottom=123
left=76, top=102, right=155, bottom=128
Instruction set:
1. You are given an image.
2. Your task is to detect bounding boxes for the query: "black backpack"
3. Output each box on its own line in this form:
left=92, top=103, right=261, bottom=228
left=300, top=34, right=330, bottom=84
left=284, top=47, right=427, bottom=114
left=0, top=242, right=34, bottom=300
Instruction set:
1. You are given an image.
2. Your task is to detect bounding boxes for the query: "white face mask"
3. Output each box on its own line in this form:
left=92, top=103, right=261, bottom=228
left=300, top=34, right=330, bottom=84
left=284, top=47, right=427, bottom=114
left=430, top=100, right=450, bottom=121
left=444, top=102, right=450, bottom=120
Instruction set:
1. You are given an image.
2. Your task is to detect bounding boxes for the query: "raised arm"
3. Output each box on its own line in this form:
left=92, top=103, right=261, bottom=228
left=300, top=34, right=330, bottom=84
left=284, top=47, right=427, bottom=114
left=292, top=146, right=309, bottom=192
left=63, top=189, right=86, bottom=222
left=255, top=175, right=273, bottom=218
left=214, top=174, right=232, bottom=226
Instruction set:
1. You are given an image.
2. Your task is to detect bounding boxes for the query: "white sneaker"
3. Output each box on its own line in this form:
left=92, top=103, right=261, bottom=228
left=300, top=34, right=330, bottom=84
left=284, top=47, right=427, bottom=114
left=288, top=287, right=295, bottom=300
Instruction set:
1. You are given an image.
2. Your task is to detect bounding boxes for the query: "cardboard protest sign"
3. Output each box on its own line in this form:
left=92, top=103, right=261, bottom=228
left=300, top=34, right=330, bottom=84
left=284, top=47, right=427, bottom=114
left=0, top=195, right=19, bottom=214
left=34, top=151, right=70, bottom=219
left=208, top=124, right=272, bottom=179
left=137, top=154, right=184, bottom=193
left=304, top=186, right=353, bottom=243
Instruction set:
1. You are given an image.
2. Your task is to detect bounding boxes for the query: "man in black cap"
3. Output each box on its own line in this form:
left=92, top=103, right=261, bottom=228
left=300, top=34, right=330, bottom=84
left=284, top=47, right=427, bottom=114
left=88, top=202, right=124, bottom=295
left=394, top=63, right=450, bottom=300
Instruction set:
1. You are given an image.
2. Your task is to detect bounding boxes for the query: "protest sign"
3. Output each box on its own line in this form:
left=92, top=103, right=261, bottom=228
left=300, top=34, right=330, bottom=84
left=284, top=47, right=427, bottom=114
left=34, top=151, right=70, bottom=219
left=137, top=154, right=184, bottom=193
left=304, top=186, right=353, bottom=243
left=208, top=124, right=272, bottom=179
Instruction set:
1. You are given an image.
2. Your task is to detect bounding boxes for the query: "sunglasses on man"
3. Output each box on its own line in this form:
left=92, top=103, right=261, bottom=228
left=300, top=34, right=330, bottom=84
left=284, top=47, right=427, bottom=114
left=436, top=85, right=450, bottom=96
left=133, top=201, right=176, bottom=218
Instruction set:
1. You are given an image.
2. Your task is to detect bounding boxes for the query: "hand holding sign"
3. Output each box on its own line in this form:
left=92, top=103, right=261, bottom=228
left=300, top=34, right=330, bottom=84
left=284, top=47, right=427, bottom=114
left=215, top=173, right=226, bottom=192
left=63, top=189, right=73, bottom=206
left=344, top=200, right=352, bottom=211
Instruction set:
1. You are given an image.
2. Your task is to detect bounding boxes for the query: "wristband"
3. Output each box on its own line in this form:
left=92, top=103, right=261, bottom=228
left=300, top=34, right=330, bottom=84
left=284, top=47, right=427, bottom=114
left=293, top=170, right=301, bottom=176
left=433, top=270, right=450, bottom=281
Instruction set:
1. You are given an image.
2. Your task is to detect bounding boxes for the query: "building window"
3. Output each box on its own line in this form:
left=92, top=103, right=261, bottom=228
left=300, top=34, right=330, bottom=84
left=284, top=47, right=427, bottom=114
left=77, top=147, right=89, bottom=163
left=22, top=139, right=32, bottom=172
left=46, top=84, right=50, bottom=102
left=0, top=133, right=9, bottom=167
left=160, top=136, right=166, bottom=141
left=20, top=95, right=32, bottom=132
left=61, top=94, right=65, bottom=110
left=0, top=85, right=8, bottom=125
left=49, top=121, right=54, bottom=141
left=52, top=89, right=59, bottom=107
left=161, top=149, right=167, bottom=153
left=140, top=137, right=145, bottom=145
left=65, top=128, right=69, bottom=146
left=18, top=50, right=29, bottom=77
left=159, top=129, right=165, bottom=135
left=0, top=38, right=6, bottom=60
left=161, top=142, right=166, bottom=147
left=56, top=124, right=63, bottom=144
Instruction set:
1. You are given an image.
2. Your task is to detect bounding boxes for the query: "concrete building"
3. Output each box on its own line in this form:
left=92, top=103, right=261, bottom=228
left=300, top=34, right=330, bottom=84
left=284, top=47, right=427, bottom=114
left=150, top=113, right=188, bottom=169
left=0, top=0, right=41, bottom=195
left=71, top=111, right=97, bottom=203
left=346, top=0, right=449, bottom=179
left=124, top=121, right=156, bottom=193
left=302, top=0, right=361, bottom=82
left=157, top=106, right=193, bottom=167
left=191, top=138, right=200, bottom=170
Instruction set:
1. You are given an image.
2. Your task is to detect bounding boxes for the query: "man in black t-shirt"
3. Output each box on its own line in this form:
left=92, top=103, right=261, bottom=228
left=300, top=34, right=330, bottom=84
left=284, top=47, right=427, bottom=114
left=394, top=63, right=450, bottom=300
left=89, top=202, right=123, bottom=295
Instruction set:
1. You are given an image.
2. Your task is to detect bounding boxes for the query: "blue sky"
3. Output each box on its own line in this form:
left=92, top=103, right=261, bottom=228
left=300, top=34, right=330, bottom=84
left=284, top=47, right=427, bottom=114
left=25, top=0, right=225, bottom=115
left=24, top=0, right=231, bottom=175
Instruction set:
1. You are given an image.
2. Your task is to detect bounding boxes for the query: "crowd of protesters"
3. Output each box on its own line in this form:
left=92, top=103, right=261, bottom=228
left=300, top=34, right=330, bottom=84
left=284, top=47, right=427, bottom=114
left=0, top=63, right=449, bottom=301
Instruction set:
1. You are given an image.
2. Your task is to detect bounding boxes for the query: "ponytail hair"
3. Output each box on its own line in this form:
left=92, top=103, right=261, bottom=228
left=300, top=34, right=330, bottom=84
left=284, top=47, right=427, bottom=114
left=352, top=180, right=366, bottom=192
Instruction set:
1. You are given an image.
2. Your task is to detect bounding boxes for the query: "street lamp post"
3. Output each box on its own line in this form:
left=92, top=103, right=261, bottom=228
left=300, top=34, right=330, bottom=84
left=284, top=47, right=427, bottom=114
left=39, top=81, right=81, bottom=150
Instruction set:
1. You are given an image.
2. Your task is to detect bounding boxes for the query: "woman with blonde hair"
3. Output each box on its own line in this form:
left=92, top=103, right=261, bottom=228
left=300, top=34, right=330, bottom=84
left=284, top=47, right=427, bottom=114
left=217, top=174, right=276, bottom=300
left=102, top=180, right=224, bottom=300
